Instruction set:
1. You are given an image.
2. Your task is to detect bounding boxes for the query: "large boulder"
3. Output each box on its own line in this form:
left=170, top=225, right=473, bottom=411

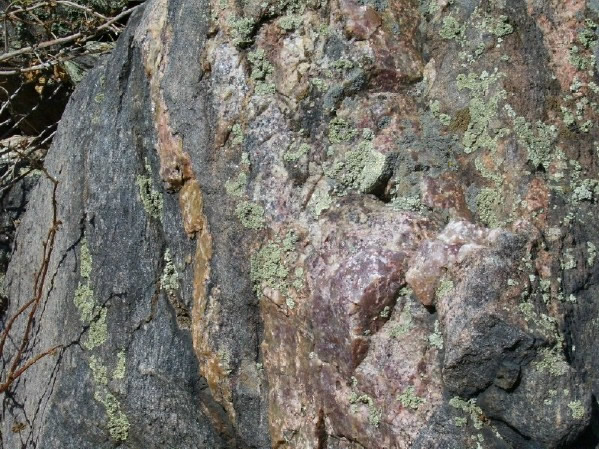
left=2, top=0, right=599, bottom=447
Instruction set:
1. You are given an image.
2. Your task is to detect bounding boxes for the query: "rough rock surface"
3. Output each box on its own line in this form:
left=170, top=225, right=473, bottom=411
left=2, top=0, right=599, bottom=448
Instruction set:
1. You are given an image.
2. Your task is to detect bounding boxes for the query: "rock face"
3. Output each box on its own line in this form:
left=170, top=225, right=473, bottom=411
left=2, top=0, right=599, bottom=448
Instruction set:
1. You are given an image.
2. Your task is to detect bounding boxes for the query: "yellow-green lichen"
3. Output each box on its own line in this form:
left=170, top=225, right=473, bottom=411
left=89, top=355, right=108, bottom=385
left=587, top=242, right=596, bottom=266
left=292, top=267, right=305, bottom=291
left=390, top=195, right=423, bottom=212
left=225, top=172, right=248, bottom=197
left=113, top=350, right=126, bottom=380
left=478, top=14, right=513, bottom=37
left=579, top=20, right=598, bottom=48
left=248, top=49, right=273, bottom=80
left=235, top=201, right=265, bottom=230
left=136, top=160, right=163, bottom=221
left=456, top=70, right=508, bottom=154
left=511, top=116, right=558, bottom=169
left=250, top=232, right=299, bottom=295
left=308, top=188, right=333, bottom=218
left=83, top=306, right=108, bottom=351
left=283, top=142, right=310, bottom=163
left=328, top=117, right=358, bottom=144
left=428, top=320, right=444, bottom=349
left=568, top=400, right=585, bottom=420
left=436, top=277, right=454, bottom=299
left=349, top=392, right=382, bottom=428
left=379, top=306, right=391, bottom=318
left=389, top=303, right=414, bottom=338
left=160, top=249, right=180, bottom=295
left=230, top=16, right=255, bottom=47
left=454, top=416, right=468, bottom=427
left=80, top=238, right=93, bottom=279
left=248, top=48, right=276, bottom=96
left=74, top=283, right=95, bottom=324
left=534, top=346, right=569, bottom=376
left=327, top=139, right=389, bottom=194
left=572, top=178, right=599, bottom=202
left=476, top=187, right=504, bottom=228
left=76, top=235, right=126, bottom=442
left=569, top=45, right=594, bottom=71
left=278, top=14, right=302, bottom=31
left=440, top=16, right=465, bottom=41
left=94, top=388, right=130, bottom=441
left=561, top=248, right=577, bottom=270
left=449, top=397, right=484, bottom=429
left=397, top=386, right=426, bottom=410
left=330, top=58, right=355, bottom=71
left=231, top=124, right=244, bottom=146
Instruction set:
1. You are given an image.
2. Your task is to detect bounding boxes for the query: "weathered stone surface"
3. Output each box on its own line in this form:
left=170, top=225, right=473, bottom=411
left=2, top=0, right=599, bottom=447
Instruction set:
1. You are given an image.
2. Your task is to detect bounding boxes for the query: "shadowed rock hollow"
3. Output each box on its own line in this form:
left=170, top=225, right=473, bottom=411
left=2, top=0, right=599, bottom=448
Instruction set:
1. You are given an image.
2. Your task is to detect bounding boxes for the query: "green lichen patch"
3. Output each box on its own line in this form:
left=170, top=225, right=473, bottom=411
left=251, top=241, right=287, bottom=289
left=449, top=397, right=484, bottom=429
left=255, top=82, right=276, bottom=95
left=326, top=139, right=391, bottom=194
left=572, top=178, right=599, bottom=203
left=251, top=232, right=295, bottom=293
left=136, top=160, right=163, bottom=221
left=435, top=277, right=454, bottom=299
left=478, top=14, right=513, bottom=37
left=308, top=188, right=333, bottom=218
left=80, top=238, right=93, bottom=279
left=454, top=416, right=468, bottom=427
left=76, top=235, right=126, bottom=441
left=235, top=201, right=265, bottom=230
left=74, top=239, right=108, bottom=342
left=89, top=355, right=108, bottom=385
left=569, top=45, right=594, bottom=71
left=251, top=231, right=303, bottom=304
left=74, top=239, right=96, bottom=322
left=587, top=242, right=597, bottom=266
left=278, top=14, right=302, bottom=31
left=292, top=267, right=305, bottom=290
left=160, top=249, right=180, bottom=295
left=328, top=117, right=358, bottom=144
left=230, top=16, right=256, bottom=47
left=94, top=388, right=130, bottom=441
left=248, top=48, right=276, bottom=96
left=83, top=306, right=108, bottom=351
left=330, top=58, right=355, bottom=72
left=421, top=0, right=439, bottom=16
left=428, top=320, right=444, bottom=349
left=568, top=400, right=585, bottom=420
left=248, top=49, right=273, bottom=80
left=283, top=142, right=310, bottom=163
left=534, top=347, right=569, bottom=376
left=511, top=115, right=558, bottom=169
left=74, top=283, right=96, bottom=324
left=231, top=123, right=244, bottom=146
left=579, top=20, right=598, bottom=48
left=389, top=303, right=414, bottom=338
left=113, top=350, right=126, bottom=380
left=397, top=386, right=426, bottom=410
left=440, top=16, right=465, bottom=41
left=561, top=248, right=577, bottom=270
left=349, top=392, right=382, bottom=427
left=456, top=70, right=508, bottom=154
left=390, top=195, right=423, bottom=212
left=475, top=187, right=504, bottom=228
left=225, top=172, right=248, bottom=197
